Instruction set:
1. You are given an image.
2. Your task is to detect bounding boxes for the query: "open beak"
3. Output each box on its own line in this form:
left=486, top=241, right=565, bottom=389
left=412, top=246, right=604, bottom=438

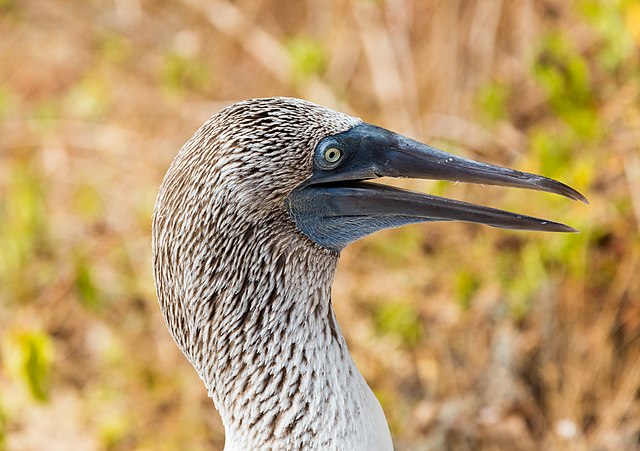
left=286, top=123, right=588, bottom=252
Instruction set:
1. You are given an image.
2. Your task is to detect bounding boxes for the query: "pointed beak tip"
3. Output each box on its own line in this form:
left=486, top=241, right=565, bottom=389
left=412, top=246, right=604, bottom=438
left=536, top=176, right=588, bottom=205
left=544, top=221, right=580, bottom=233
left=568, top=189, right=589, bottom=205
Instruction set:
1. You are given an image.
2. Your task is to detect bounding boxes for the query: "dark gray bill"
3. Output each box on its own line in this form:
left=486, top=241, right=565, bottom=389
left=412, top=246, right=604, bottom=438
left=287, top=122, right=587, bottom=251
left=304, top=123, right=588, bottom=204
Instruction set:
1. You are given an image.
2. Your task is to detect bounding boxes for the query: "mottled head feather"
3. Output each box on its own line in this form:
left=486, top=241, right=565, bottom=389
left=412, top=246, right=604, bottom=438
left=152, top=98, right=391, bottom=450
left=162, top=97, right=360, bottom=218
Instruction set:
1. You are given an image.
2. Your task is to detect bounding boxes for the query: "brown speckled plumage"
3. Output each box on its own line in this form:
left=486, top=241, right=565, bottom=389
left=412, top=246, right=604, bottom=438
left=152, top=98, right=392, bottom=450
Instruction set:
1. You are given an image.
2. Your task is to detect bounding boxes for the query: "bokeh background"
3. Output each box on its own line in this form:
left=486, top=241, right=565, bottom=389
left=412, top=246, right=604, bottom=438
left=1, top=0, right=639, bottom=449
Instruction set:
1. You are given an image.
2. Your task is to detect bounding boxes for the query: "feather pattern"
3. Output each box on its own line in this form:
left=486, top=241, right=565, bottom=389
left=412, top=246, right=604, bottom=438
left=152, top=98, right=393, bottom=450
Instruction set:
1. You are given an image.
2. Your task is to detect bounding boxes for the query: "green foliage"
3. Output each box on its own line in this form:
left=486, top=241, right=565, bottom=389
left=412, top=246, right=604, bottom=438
left=0, top=399, right=5, bottom=451
left=0, top=84, right=12, bottom=120
left=66, top=71, right=112, bottom=120
left=73, top=184, right=103, bottom=221
left=534, top=32, right=600, bottom=138
left=476, top=82, right=510, bottom=123
left=74, top=253, right=101, bottom=311
left=579, top=0, right=635, bottom=70
left=162, top=52, right=211, bottom=96
left=99, top=409, right=134, bottom=450
left=4, top=330, right=54, bottom=402
left=0, top=162, right=48, bottom=302
left=541, top=231, right=590, bottom=278
left=454, top=269, right=481, bottom=311
left=0, top=0, right=15, bottom=15
left=373, top=301, right=422, bottom=347
left=362, top=227, right=424, bottom=265
left=529, top=127, right=574, bottom=179
left=502, top=242, right=548, bottom=319
left=32, top=99, right=60, bottom=124
left=286, top=36, right=326, bottom=81
left=624, top=1, right=640, bottom=43
left=97, top=32, right=131, bottom=65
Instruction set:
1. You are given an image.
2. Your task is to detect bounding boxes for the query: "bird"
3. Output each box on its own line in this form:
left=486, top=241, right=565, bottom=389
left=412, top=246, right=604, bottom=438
left=151, top=97, right=587, bottom=450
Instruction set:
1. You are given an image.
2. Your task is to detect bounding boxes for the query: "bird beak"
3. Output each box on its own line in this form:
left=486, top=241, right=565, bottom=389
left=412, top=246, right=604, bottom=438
left=286, top=123, right=588, bottom=252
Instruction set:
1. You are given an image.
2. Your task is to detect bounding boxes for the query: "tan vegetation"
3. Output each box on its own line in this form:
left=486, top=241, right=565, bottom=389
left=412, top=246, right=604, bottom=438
left=1, top=0, right=639, bottom=449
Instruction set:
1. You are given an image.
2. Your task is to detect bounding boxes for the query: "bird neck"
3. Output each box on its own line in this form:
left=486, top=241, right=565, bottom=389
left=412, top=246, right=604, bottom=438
left=171, top=219, right=392, bottom=449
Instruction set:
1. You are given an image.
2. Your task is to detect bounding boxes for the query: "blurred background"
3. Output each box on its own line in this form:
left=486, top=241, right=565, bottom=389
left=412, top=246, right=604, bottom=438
left=1, top=0, right=639, bottom=449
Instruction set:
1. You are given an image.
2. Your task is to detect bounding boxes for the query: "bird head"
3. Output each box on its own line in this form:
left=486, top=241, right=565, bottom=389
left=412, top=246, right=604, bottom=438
left=158, top=97, right=586, bottom=257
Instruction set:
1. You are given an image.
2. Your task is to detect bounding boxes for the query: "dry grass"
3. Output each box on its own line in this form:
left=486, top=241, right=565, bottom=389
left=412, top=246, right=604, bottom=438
left=1, top=0, right=638, bottom=449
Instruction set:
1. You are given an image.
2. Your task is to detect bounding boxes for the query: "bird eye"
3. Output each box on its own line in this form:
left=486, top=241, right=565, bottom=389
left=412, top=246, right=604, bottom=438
left=323, top=147, right=342, bottom=164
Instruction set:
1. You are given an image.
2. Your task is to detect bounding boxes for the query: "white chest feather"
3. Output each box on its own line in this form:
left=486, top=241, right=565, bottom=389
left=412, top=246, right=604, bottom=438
left=217, top=306, right=393, bottom=451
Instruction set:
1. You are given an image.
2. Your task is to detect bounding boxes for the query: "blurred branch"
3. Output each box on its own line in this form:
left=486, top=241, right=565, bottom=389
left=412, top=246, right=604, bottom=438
left=591, top=355, right=640, bottom=449
left=0, top=120, right=146, bottom=155
left=354, top=1, right=413, bottom=131
left=467, top=0, right=503, bottom=85
left=420, top=112, right=525, bottom=157
left=179, top=0, right=346, bottom=109
left=182, top=0, right=291, bottom=84
left=623, top=150, right=640, bottom=232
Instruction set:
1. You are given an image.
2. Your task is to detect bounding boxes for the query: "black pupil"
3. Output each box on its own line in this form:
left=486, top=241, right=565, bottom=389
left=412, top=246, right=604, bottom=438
left=327, top=150, right=338, bottom=160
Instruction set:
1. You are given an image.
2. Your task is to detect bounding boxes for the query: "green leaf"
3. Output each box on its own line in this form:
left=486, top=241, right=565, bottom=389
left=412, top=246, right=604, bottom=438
left=0, top=397, right=6, bottom=451
left=454, top=270, right=481, bottom=311
left=373, top=301, right=422, bottom=347
left=286, top=36, right=326, bottom=81
left=579, top=0, right=635, bottom=70
left=5, top=330, right=54, bottom=402
left=0, top=162, right=48, bottom=302
left=73, top=185, right=103, bottom=221
left=476, top=82, right=510, bottom=123
left=533, top=32, right=600, bottom=138
left=73, top=250, right=103, bottom=312
left=161, top=52, right=211, bottom=96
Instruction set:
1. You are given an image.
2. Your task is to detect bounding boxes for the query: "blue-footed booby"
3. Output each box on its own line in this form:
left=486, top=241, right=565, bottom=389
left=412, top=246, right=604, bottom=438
left=152, top=97, right=586, bottom=450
